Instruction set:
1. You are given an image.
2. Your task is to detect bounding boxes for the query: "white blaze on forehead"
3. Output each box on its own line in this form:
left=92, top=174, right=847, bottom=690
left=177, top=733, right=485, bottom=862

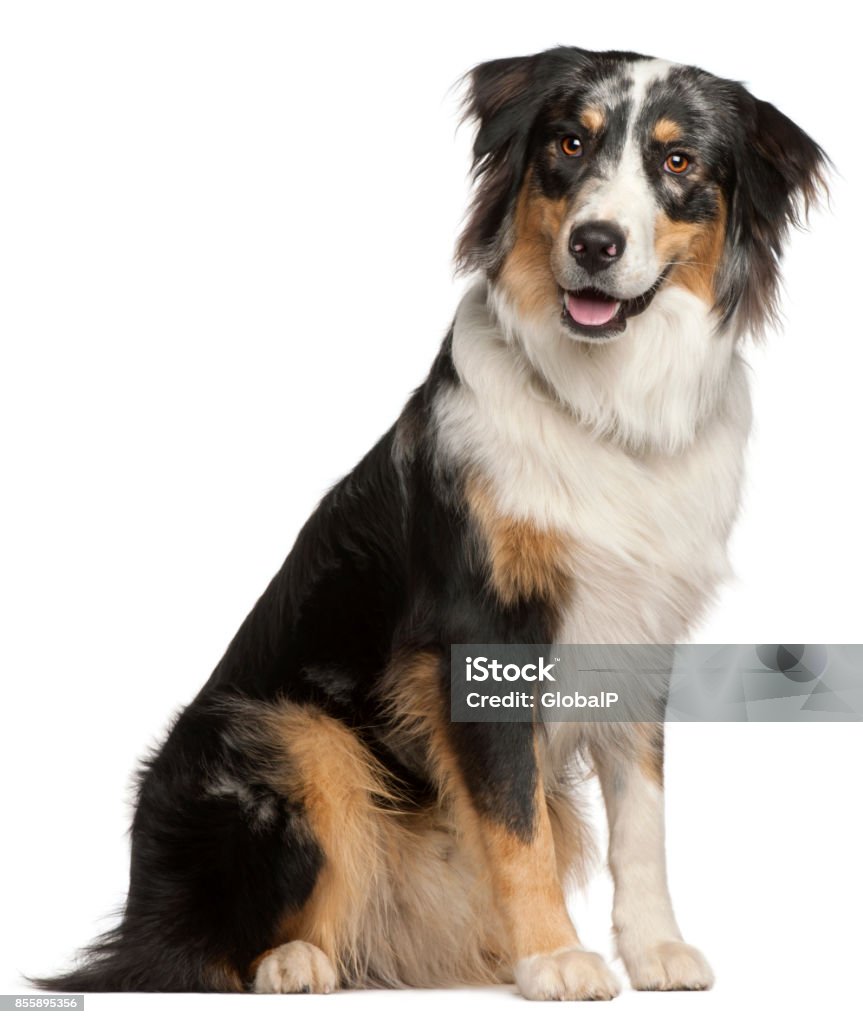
left=574, top=59, right=677, bottom=296
left=628, top=57, right=676, bottom=100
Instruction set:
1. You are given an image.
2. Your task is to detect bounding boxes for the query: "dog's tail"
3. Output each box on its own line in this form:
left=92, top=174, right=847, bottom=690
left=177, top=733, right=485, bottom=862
left=27, top=922, right=243, bottom=993
left=28, top=925, right=135, bottom=992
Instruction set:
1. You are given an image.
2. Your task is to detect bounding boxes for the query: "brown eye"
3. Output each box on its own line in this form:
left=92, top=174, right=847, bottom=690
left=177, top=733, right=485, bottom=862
left=560, top=135, right=583, bottom=157
left=664, top=152, right=691, bottom=175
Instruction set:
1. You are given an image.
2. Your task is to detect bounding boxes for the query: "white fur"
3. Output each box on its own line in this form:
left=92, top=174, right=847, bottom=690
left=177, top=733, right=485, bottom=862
left=205, top=773, right=278, bottom=827
left=570, top=137, right=659, bottom=296
left=436, top=277, right=748, bottom=992
left=438, top=281, right=750, bottom=595
left=587, top=58, right=675, bottom=110
left=596, top=762, right=714, bottom=990
left=253, top=940, right=338, bottom=994
left=439, top=281, right=749, bottom=747
left=490, top=279, right=741, bottom=454
left=514, top=946, right=621, bottom=1001
left=564, top=59, right=679, bottom=297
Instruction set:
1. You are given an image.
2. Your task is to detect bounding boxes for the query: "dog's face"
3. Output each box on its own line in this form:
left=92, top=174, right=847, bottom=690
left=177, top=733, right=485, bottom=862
left=457, top=48, right=827, bottom=341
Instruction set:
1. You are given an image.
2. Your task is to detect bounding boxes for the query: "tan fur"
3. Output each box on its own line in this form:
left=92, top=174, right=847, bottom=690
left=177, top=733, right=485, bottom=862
left=375, top=650, right=491, bottom=875
left=466, top=475, right=573, bottom=607
left=655, top=194, right=727, bottom=304
left=248, top=948, right=275, bottom=979
left=382, top=653, right=594, bottom=893
left=653, top=117, right=682, bottom=144
left=581, top=107, right=606, bottom=133
left=547, top=785, right=596, bottom=889
left=205, top=959, right=245, bottom=993
left=228, top=642, right=598, bottom=988
left=498, top=174, right=567, bottom=321
left=586, top=722, right=666, bottom=801
left=380, top=653, right=594, bottom=965
left=237, top=682, right=505, bottom=988
left=636, top=722, right=665, bottom=789
left=257, top=705, right=393, bottom=981
left=480, top=777, right=582, bottom=960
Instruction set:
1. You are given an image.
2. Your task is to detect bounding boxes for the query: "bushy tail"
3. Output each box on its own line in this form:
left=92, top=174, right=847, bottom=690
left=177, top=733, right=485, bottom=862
left=28, top=924, right=241, bottom=993
left=28, top=926, right=130, bottom=992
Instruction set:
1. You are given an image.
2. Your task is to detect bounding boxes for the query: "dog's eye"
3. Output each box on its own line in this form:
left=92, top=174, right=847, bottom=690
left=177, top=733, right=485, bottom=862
left=560, top=135, right=583, bottom=158
left=664, top=152, right=691, bottom=175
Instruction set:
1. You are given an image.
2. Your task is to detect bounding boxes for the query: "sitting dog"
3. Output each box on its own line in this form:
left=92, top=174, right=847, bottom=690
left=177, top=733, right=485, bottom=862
left=37, top=46, right=826, bottom=999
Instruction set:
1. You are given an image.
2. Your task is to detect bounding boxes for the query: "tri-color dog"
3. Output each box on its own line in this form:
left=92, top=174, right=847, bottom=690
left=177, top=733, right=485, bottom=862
left=37, top=46, right=827, bottom=999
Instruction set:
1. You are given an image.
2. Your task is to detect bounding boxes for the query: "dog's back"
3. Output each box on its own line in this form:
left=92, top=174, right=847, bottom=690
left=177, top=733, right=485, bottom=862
left=34, top=46, right=826, bottom=998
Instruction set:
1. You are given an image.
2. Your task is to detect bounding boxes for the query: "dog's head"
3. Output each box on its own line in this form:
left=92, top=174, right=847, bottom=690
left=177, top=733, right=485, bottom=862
left=457, top=47, right=828, bottom=341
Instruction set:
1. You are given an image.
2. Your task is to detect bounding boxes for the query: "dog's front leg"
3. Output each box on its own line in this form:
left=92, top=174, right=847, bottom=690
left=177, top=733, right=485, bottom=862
left=592, top=725, right=714, bottom=991
left=450, top=721, right=619, bottom=1001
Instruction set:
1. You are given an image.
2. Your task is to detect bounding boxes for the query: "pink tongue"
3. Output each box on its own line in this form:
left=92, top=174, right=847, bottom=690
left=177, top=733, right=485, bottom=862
left=566, top=292, right=619, bottom=326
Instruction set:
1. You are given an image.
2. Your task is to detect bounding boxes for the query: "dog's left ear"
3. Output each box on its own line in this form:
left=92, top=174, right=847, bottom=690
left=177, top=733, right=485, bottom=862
left=720, top=87, right=830, bottom=336
left=456, top=48, right=584, bottom=273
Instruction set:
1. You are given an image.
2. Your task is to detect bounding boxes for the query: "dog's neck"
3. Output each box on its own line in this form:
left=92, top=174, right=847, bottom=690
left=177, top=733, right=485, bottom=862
left=436, top=278, right=752, bottom=552
left=456, top=278, right=741, bottom=456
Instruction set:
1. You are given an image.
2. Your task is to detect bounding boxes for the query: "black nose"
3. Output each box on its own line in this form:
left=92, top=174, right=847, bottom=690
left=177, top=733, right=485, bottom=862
left=569, top=221, right=626, bottom=275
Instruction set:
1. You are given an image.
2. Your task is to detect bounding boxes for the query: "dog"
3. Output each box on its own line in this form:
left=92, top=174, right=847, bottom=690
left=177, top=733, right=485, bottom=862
left=36, top=46, right=827, bottom=999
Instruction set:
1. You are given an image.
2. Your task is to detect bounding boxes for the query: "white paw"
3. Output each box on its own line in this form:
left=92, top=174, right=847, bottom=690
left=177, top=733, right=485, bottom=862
left=623, top=940, right=714, bottom=991
left=253, top=940, right=338, bottom=994
left=514, top=947, right=621, bottom=1001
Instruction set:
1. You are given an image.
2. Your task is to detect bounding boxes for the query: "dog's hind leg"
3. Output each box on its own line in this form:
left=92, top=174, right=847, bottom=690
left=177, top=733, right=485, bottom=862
left=37, top=695, right=494, bottom=993
left=33, top=702, right=327, bottom=992
left=242, top=699, right=503, bottom=989
left=239, top=701, right=395, bottom=987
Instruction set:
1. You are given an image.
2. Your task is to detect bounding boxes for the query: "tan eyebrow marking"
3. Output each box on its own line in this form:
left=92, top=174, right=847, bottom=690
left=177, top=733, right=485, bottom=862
left=580, top=107, right=605, bottom=133
left=653, top=117, right=682, bottom=144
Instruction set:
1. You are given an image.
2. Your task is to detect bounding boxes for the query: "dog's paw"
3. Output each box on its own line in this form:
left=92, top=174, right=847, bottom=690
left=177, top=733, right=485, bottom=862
left=253, top=940, right=338, bottom=994
left=623, top=940, right=714, bottom=991
left=514, top=947, right=621, bottom=1001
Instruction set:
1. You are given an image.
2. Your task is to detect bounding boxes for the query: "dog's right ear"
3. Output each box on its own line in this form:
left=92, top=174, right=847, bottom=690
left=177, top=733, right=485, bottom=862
left=456, top=51, right=569, bottom=274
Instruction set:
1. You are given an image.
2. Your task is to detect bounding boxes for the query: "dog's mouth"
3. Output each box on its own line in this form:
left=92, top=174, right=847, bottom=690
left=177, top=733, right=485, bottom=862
left=560, top=275, right=665, bottom=339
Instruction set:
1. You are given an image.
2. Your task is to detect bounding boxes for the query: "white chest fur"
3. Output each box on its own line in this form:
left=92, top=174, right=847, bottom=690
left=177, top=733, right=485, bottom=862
left=435, top=282, right=753, bottom=645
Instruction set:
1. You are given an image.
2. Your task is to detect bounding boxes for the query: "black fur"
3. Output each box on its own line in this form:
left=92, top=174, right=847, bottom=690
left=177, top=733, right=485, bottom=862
left=457, top=46, right=828, bottom=334
left=33, top=45, right=827, bottom=993
left=33, top=321, right=549, bottom=991
left=720, top=85, right=828, bottom=332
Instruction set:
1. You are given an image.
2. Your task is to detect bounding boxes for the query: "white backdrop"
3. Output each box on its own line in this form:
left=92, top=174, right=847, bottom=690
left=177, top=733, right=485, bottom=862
left=1, top=3, right=861, bottom=1022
